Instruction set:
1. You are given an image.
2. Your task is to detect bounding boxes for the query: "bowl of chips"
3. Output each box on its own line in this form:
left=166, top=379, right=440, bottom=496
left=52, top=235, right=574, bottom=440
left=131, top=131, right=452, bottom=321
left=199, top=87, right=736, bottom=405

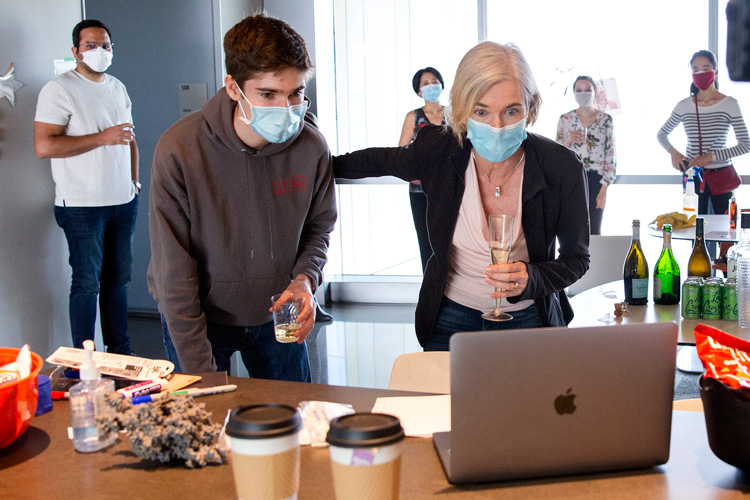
left=695, top=325, right=750, bottom=470
left=700, top=376, right=750, bottom=470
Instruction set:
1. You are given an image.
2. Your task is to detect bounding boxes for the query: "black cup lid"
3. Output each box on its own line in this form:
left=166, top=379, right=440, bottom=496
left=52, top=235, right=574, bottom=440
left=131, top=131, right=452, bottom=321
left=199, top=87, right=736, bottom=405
left=326, top=413, right=404, bottom=448
left=226, top=404, right=302, bottom=439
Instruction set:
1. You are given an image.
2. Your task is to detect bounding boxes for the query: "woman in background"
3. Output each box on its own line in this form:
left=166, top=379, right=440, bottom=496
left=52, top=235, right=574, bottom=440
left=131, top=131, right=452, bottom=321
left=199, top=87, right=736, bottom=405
left=399, top=67, right=446, bottom=272
left=335, top=43, right=589, bottom=351
left=657, top=49, right=750, bottom=215
left=556, top=76, right=616, bottom=235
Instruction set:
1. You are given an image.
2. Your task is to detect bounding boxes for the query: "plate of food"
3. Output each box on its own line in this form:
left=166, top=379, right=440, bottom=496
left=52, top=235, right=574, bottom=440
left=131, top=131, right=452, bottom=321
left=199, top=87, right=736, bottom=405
left=649, top=212, right=696, bottom=230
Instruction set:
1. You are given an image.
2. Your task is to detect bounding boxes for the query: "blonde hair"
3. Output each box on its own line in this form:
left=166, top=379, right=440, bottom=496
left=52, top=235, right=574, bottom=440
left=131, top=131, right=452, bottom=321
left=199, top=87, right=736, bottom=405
left=448, top=42, right=541, bottom=145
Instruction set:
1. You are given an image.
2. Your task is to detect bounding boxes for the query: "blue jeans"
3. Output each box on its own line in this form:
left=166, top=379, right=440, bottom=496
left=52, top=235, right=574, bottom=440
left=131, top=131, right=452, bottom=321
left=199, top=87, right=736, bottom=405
left=54, top=196, right=138, bottom=354
left=424, top=296, right=544, bottom=351
left=161, top=315, right=312, bottom=382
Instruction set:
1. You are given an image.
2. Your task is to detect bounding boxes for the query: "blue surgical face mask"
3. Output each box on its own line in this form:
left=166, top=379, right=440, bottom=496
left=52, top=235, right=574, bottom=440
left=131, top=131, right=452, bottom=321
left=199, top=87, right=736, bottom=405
left=420, top=83, right=442, bottom=103
left=467, top=118, right=528, bottom=163
left=236, top=85, right=308, bottom=144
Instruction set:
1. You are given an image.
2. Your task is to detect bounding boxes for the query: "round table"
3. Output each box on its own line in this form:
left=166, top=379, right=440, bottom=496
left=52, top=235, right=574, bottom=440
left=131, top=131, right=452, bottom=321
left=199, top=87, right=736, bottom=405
left=568, top=279, right=749, bottom=372
left=646, top=213, right=736, bottom=243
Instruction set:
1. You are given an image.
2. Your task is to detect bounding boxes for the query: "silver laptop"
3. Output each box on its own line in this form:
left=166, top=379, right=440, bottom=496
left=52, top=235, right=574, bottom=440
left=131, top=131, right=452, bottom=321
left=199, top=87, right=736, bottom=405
left=433, top=322, right=678, bottom=484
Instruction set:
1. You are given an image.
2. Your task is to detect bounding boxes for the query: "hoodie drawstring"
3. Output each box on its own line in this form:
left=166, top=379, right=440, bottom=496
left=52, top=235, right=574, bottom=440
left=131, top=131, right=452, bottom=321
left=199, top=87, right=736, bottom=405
left=263, top=156, right=274, bottom=260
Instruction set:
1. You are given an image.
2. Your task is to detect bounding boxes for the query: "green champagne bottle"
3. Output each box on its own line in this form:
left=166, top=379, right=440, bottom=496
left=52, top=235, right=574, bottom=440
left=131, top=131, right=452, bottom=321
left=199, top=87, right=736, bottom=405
left=653, top=224, right=680, bottom=305
left=687, top=217, right=712, bottom=278
left=623, top=219, right=649, bottom=305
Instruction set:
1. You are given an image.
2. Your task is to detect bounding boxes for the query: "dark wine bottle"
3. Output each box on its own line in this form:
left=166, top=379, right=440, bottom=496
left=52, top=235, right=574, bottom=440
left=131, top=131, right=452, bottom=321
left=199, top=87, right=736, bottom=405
left=653, top=224, right=680, bottom=305
left=623, top=219, right=649, bottom=305
left=687, top=217, right=712, bottom=278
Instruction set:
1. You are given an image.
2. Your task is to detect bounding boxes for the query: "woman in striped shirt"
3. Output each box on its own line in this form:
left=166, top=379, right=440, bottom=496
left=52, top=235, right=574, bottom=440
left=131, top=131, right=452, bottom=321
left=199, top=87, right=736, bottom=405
left=657, top=49, right=750, bottom=215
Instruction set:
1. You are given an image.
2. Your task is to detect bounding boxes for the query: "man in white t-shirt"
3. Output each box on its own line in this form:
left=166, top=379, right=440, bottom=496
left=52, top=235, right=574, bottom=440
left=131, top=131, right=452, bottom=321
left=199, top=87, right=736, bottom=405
left=34, top=19, right=139, bottom=354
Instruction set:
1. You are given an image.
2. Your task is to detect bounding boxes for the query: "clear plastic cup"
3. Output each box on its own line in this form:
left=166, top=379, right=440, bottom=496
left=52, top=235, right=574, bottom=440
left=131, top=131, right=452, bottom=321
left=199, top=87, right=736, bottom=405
left=271, top=293, right=305, bottom=343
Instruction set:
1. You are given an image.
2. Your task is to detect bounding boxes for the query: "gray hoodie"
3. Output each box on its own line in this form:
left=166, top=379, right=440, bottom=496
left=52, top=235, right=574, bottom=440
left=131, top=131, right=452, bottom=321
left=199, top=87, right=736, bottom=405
left=147, top=88, right=337, bottom=373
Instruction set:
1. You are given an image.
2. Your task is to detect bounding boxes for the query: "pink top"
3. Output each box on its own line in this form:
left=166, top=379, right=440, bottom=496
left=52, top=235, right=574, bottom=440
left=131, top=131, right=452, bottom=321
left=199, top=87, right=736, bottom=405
left=444, top=155, right=533, bottom=314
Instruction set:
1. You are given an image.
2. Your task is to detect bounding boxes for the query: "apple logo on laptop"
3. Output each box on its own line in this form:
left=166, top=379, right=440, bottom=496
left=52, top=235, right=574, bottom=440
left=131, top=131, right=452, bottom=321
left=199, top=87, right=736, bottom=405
left=554, top=388, right=577, bottom=415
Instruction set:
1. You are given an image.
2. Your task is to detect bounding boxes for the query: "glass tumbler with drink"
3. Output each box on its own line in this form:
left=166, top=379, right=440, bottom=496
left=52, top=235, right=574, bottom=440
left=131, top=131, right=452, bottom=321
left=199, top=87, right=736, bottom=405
left=482, top=214, right=514, bottom=322
left=271, top=293, right=305, bottom=343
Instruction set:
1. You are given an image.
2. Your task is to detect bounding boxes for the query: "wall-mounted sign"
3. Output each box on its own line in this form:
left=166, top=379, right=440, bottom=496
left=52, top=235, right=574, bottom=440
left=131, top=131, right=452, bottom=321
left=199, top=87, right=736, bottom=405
left=53, top=58, right=76, bottom=77
left=178, top=83, right=207, bottom=117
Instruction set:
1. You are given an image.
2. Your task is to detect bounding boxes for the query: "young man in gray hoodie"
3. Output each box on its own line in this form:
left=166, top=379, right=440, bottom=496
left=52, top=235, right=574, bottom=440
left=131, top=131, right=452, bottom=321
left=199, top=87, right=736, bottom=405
left=147, top=14, right=336, bottom=381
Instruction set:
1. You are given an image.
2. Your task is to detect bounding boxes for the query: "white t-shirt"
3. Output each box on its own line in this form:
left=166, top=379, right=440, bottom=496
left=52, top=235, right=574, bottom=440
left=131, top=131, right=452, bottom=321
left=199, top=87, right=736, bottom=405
left=35, top=69, right=135, bottom=207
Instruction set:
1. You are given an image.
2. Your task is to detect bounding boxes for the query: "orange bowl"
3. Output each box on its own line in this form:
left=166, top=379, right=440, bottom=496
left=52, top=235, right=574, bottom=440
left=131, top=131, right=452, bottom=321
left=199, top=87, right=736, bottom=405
left=0, top=347, right=43, bottom=449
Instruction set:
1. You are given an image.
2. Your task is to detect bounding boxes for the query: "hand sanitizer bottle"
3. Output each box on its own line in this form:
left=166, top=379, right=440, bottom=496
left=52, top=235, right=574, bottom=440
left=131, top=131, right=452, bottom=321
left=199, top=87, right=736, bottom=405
left=683, top=173, right=698, bottom=216
left=69, top=340, right=116, bottom=452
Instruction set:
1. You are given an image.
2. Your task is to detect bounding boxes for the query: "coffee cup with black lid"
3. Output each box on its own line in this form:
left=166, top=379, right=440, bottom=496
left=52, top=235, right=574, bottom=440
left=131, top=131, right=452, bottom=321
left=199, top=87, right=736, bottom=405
left=226, top=404, right=302, bottom=500
left=326, top=413, right=405, bottom=500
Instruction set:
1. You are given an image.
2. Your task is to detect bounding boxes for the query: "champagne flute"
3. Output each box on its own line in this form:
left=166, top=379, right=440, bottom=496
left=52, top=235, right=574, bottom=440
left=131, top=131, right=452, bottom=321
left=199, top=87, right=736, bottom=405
left=582, top=126, right=589, bottom=151
left=482, top=214, right=514, bottom=322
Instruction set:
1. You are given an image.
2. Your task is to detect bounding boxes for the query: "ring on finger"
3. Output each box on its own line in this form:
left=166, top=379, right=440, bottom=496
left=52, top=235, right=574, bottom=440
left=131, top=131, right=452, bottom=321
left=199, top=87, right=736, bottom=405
left=514, top=281, right=519, bottom=290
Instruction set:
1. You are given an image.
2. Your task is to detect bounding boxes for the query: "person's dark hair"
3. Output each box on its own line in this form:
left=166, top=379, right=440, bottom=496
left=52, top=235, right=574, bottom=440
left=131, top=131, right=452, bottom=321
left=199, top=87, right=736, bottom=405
left=72, top=20, right=112, bottom=48
left=412, top=67, right=444, bottom=95
left=689, top=49, right=718, bottom=95
left=573, top=75, right=597, bottom=92
left=224, top=14, right=314, bottom=88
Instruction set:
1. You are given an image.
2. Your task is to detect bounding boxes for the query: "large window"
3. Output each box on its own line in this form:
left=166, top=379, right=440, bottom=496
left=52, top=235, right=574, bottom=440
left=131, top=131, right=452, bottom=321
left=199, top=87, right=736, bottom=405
left=317, top=0, right=750, bottom=282
left=487, top=0, right=707, bottom=176
left=317, top=0, right=478, bottom=277
left=486, top=0, right=750, bottom=239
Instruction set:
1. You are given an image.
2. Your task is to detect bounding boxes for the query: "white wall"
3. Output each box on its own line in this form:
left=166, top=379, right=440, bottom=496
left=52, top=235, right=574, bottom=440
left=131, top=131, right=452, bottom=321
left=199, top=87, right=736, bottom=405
left=0, top=1, right=83, bottom=356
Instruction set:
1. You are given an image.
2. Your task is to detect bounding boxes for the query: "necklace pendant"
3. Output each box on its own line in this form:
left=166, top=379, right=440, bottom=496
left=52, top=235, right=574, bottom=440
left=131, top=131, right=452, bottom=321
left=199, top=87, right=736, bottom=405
left=495, top=186, right=500, bottom=197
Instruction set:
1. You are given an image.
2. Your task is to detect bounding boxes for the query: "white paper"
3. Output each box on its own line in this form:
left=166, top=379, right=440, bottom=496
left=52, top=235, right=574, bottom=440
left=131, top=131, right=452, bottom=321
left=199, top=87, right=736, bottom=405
left=46, top=346, right=174, bottom=380
left=371, top=395, right=451, bottom=438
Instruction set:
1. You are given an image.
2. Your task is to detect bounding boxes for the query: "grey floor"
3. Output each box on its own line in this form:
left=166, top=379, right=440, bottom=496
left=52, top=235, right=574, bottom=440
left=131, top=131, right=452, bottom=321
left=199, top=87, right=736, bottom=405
left=128, top=303, right=701, bottom=400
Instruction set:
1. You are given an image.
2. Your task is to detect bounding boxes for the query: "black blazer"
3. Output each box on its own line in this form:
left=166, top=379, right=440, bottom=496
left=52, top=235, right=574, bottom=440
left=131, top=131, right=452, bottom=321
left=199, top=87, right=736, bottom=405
left=333, top=125, right=590, bottom=347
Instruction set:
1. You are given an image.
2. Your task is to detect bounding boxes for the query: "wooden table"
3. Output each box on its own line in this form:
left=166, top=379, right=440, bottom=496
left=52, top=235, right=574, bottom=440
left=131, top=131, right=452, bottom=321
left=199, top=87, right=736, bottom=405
left=568, top=280, right=747, bottom=343
left=2, top=377, right=750, bottom=498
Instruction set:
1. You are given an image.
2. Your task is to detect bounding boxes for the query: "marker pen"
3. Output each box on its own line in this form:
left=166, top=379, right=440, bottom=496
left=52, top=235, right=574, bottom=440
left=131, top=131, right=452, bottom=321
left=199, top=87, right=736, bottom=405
left=131, top=392, right=165, bottom=405
left=172, top=384, right=238, bottom=397
left=51, top=391, right=69, bottom=400
left=117, top=379, right=169, bottom=399
left=131, top=384, right=238, bottom=405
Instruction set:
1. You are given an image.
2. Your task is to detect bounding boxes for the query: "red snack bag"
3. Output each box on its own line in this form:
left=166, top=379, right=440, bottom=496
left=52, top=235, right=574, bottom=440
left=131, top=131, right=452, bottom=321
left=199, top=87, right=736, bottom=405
left=694, top=324, right=750, bottom=390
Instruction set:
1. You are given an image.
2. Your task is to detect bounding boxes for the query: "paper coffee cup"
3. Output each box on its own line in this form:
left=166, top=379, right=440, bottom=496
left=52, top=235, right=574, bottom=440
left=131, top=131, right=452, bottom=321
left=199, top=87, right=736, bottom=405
left=326, top=413, right=405, bottom=500
left=226, top=404, right=303, bottom=500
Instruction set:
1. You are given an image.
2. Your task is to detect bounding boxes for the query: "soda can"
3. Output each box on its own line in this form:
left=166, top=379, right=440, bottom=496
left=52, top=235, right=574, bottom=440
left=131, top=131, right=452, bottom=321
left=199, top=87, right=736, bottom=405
left=681, top=278, right=702, bottom=319
left=722, top=278, right=738, bottom=321
left=702, top=278, right=723, bottom=320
